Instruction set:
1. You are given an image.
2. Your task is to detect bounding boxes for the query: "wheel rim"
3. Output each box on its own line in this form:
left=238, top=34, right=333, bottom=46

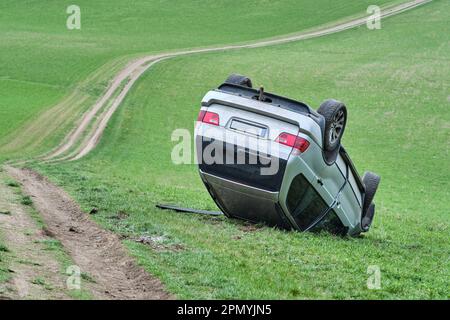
left=329, top=109, right=345, bottom=145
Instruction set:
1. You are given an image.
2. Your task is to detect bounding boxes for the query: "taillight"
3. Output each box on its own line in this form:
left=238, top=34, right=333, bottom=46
left=197, top=110, right=206, bottom=122
left=201, top=111, right=220, bottom=126
left=276, top=133, right=310, bottom=153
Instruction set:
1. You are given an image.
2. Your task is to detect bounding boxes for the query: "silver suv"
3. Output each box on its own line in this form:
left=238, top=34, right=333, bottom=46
left=195, top=74, right=380, bottom=236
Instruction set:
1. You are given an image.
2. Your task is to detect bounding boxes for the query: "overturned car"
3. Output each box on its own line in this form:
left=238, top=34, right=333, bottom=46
left=195, top=74, right=380, bottom=236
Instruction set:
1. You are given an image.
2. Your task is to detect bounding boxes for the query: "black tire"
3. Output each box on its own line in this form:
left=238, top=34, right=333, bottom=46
left=225, top=74, right=253, bottom=88
left=362, top=171, right=381, bottom=216
left=362, top=203, right=375, bottom=231
left=317, top=99, right=347, bottom=151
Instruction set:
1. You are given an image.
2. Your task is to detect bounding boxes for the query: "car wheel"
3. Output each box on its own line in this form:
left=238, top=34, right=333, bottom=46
left=317, top=99, right=347, bottom=151
left=225, top=74, right=253, bottom=88
left=362, top=203, right=375, bottom=231
left=362, top=171, right=381, bottom=217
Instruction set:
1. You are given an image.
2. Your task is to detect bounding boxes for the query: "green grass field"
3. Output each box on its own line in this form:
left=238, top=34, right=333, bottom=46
left=2, top=1, right=416, bottom=297
left=0, top=0, right=398, bottom=157
left=31, top=1, right=449, bottom=299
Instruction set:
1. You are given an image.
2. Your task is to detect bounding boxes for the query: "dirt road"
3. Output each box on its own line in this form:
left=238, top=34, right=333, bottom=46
left=6, top=166, right=171, bottom=300
left=0, top=171, right=70, bottom=299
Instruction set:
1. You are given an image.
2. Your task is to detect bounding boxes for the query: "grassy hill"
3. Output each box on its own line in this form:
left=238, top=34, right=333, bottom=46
left=0, top=0, right=401, bottom=160
left=34, top=0, right=449, bottom=299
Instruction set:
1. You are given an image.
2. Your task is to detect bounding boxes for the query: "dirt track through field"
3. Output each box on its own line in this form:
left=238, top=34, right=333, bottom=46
left=41, top=0, right=431, bottom=163
left=0, top=0, right=431, bottom=300
left=0, top=171, right=70, bottom=299
left=6, top=166, right=171, bottom=300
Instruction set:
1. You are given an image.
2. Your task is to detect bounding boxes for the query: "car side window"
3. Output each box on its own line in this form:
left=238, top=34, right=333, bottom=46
left=286, top=174, right=329, bottom=230
left=310, top=210, right=348, bottom=236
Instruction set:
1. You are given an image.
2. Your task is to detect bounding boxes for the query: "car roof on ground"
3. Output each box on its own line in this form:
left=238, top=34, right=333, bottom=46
left=217, top=83, right=313, bottom=115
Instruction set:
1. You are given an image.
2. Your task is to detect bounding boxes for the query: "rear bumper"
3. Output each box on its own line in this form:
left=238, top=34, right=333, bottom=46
left=200, top=171, right=294, bottom=230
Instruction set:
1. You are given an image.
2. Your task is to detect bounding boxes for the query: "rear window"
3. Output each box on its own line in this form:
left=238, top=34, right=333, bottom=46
left=199, top=140, right=287, bottom=192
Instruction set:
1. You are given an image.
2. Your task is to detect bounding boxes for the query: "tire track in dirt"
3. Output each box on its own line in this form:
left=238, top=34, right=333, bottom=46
left=6, top=166, right=171, bottom=300
left=42, top=0, right=431, bottom=162
left=0, top=171, right=71, bottom=299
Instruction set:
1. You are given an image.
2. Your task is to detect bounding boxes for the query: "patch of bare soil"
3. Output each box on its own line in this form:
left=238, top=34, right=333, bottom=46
left=135, top=235, right=185, bottom=252
left=6, top=166, right=171, bottom=300
left=238, top=224, right=263, bottom=233
left=0, top=172, right=70, bottom=300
